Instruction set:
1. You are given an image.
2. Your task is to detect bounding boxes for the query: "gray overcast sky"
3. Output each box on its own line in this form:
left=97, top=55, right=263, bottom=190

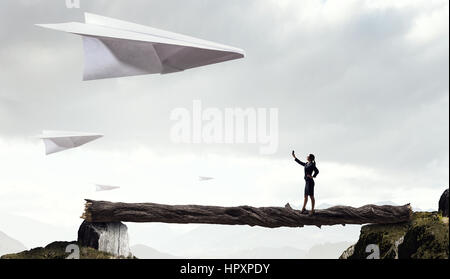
left=1, top=0, right=448, bottom=171
left=0, top=0, right=448, bottom=252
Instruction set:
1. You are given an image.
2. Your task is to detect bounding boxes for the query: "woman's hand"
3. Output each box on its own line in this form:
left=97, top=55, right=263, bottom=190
left=307, top=175, right=314, bottom=179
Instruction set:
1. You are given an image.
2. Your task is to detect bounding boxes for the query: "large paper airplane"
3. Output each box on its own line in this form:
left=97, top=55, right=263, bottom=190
left=36, top=13, right=245, bottom=80
left=37, top=130, right=103, bottom=155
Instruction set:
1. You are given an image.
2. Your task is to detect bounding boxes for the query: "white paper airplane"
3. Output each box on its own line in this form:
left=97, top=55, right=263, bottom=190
left=95, top=184, right=120, bottom=192
left=199, top=176, right=215, bottom=181
left=37, top=130, right=103, bottom=155
left=36, top=13, right=245, bottom=80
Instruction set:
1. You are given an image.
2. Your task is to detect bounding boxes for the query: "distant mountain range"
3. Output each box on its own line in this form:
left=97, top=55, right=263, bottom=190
left=129, top=242, right=352, bottom=259
left=0, top=212, right=75, bottom=248
left=226, top=246, right=307, bottom=259
left=131, top=244, right=179, bottom=259
left=305, top=242, right=353, bottom=259
left=0, top=230, right=27, bottom=256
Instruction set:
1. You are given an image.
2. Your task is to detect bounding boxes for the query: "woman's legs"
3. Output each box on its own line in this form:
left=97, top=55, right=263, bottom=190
left=310, top=196, right=315, bottom=213
left=302, top=196, right=316, bottom=213
left=302, top=195, right=308, bottom=211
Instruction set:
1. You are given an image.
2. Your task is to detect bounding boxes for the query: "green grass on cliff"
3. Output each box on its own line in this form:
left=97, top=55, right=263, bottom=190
left=345, top=212, right=449, bottom=259
left=399, top=212, right=449, bottom=259
left=1, top=241, right=123, bottom=259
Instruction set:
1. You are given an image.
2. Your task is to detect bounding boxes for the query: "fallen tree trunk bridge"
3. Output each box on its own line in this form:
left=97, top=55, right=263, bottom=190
left=81, top=200, right=412, bottom=228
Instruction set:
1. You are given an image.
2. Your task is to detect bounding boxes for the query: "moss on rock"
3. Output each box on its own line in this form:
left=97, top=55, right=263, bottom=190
left=343, top=212, right=449, bottom=259
left=398, top=212, right=449, bottom=259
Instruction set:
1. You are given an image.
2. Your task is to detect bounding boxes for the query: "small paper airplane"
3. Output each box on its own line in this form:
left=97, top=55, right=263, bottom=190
left=36, top=13, right=245, bottom=80
left=37, top=130, right=103, bottom=155
left=199, top=176, right=215, bottom=181
left=95, top=184, right=120, bottom=192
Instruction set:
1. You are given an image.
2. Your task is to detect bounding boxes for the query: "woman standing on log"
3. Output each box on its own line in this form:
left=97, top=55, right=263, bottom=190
left=292, top=151, right=319, bottom=214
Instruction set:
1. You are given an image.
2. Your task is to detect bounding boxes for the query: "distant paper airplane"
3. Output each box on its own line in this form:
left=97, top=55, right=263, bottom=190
left=36, top=13, right=245, bottom=80
left=95, top=184, right=120, bottom=192
left=37, top=130, right=103, bottom=155
left=199, top=176, right=215, bottom=181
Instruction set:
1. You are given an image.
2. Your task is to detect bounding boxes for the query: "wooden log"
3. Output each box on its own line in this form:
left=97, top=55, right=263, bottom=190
left=81, top=199, right=412, bottom=228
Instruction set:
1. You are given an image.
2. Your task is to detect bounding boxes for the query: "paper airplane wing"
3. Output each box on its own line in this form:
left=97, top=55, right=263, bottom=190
left=36, top=13, right=245, bottom=80
left=199, top=176, right=215, bottom=181
left=42, top=138, right=71, bottom=155
left=95, top=184, right=120, bottom=192
left=38, top=131, right=103, bottom=155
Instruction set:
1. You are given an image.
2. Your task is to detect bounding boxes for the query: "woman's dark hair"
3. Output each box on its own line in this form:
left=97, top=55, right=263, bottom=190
left=309, top=154, right=316, bottom=163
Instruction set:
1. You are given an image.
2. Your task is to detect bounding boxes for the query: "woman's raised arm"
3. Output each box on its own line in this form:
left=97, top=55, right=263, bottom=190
left=292, top=151, right=306, bottom=166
